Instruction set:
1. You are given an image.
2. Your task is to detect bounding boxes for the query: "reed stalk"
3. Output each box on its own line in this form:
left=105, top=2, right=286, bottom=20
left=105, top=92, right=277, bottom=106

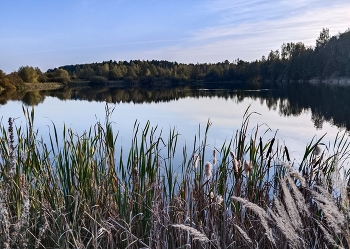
left=0, top=105, right=350, bottom=248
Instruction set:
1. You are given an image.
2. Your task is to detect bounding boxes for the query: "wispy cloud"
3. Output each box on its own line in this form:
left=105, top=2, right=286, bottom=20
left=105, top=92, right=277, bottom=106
left=193, top=1, right=349, bottom=42
left=137, top=3, right=350, bottom=63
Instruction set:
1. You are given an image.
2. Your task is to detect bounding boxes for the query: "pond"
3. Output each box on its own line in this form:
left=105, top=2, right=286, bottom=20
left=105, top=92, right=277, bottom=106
left=0, top=83, right=349, bottom=168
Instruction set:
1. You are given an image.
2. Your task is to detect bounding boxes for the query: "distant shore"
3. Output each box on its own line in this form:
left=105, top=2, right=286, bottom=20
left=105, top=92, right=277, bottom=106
left=3, top=76, right=350, bottom=94
left=18, top=82, right=66, bottom=91
left=308, top=77, right=350, bottom=86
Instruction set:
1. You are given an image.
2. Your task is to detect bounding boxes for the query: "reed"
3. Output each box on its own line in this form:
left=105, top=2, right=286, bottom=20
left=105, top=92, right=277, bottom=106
left=0, top=105, right=350, bottom=248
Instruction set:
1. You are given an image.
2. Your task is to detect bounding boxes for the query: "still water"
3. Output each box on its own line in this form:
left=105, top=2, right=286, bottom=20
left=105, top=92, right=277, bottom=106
left=0, top=84, right=348, bottom=166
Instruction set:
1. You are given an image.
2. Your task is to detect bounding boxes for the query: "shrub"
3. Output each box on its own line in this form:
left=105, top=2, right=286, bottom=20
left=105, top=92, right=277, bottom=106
left=38, top=74, right=49, bottom=83
left=17, top=66, right=39, bottom=83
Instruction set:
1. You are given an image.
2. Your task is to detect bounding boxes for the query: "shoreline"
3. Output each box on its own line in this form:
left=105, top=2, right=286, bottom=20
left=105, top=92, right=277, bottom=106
left=4, top=77, right=350, bottom=94
left=308, top=77, right=350, bottom=86
left=18, top=82, right=66, bottom=91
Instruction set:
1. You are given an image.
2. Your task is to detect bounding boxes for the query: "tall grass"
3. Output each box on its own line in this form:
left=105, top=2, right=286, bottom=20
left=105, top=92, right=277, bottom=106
left=0, top=105, right=350, bottom=248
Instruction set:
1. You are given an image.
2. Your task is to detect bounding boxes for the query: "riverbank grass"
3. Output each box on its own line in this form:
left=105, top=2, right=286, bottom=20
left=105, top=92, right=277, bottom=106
left=0, top=106, right=350, bottom=248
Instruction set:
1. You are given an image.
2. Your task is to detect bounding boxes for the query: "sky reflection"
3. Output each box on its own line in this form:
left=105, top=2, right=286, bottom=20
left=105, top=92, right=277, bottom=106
left=0, top=94, right=344, bottom=167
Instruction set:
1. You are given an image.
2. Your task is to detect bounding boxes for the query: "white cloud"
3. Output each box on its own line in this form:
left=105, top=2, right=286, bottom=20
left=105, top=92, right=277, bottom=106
left=193, top=2, right=350, bottom=42
left=135, top=3, right=350, bottom=63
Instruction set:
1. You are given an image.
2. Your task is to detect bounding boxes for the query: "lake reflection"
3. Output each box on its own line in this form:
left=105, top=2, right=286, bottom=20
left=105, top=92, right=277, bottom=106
left=0, top=83, right=348, bottom=165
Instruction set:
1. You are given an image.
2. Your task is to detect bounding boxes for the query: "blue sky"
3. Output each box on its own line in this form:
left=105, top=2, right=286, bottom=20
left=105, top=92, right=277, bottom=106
left=0, top=0, right=349, bottom=73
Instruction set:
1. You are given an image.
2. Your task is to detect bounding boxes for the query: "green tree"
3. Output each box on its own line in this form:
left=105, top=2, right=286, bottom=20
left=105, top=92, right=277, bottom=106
left=268, top=50, right=280, bottom=61
left=149, top=64, right=158, bottom=76
left=5, top=72, right=24, bottom=87
left=79, top=66, right=95, bottom=80
left=316, top=28, right=330, bottom=48
left=46, top=68, right=71, bottom=84
left=126, top=67, right=137, bottom=79
left=18, top=66, right=39, bottom=83
left=53, top=68, right=71, bottom=84
left=108, top=66, right=123, bottom=80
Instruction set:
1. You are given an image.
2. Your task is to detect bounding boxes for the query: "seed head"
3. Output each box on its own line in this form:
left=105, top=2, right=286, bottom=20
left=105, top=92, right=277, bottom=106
left=193, top=154, right=199, bottom=169
left=216, top=195, right=223, bottom=205
left=244, top=160, right=252, bottom=176
left=205, top=161, right=213, bottom=178
left=313, top=145, right=322, bottom=156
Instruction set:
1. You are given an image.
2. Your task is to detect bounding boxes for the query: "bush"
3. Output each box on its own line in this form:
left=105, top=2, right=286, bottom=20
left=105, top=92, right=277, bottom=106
left=7, top=72, right=24, bottom=86
left=55, top=76, right=70, bottom=84
left=38, top=74, right=49, bottom=83
left=18, top=66, right=39, bottom=83
left=0, top=78, right=16, bottom=90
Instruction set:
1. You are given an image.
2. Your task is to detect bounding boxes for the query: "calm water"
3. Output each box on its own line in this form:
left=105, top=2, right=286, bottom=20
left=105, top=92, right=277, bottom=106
left=0, top=83, right=349, bottom=166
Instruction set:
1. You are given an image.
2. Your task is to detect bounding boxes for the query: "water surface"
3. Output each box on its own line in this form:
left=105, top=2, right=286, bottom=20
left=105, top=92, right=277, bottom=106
left=0, top=84, right=347, bottom=166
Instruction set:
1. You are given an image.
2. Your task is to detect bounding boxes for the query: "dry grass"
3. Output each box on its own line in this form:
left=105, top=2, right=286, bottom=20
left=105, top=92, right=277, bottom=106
left=0, top=106, right=350, bottom=248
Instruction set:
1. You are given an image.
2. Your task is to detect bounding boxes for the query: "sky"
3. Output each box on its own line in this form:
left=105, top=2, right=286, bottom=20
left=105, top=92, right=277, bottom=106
left=0, top=0, right=349, bottom=73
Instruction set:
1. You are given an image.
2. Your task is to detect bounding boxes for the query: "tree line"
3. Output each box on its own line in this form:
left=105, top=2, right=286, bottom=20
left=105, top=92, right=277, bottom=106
left=1, top=28, right=349, bottom=91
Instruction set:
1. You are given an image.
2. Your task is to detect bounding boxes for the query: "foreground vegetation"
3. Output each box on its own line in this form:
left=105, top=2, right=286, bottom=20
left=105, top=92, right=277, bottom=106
left=1, top=106, right=350, bottom=248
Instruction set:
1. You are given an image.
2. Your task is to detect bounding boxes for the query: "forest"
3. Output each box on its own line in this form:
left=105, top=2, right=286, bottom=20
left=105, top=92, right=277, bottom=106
left=0, top=28, right=350, bottom=91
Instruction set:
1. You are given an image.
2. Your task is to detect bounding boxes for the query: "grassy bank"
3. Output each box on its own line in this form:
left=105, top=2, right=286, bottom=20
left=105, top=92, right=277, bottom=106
left=18, top=82, right=65, bottom=91
left=0, top=106, right=350, bottom=248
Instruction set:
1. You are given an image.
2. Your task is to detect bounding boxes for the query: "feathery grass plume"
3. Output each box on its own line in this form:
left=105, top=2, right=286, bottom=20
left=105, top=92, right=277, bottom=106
left=193, top=153, right=199, bottom=169
left=311, top=186, right=346, bottom=234
left=286, top=176, right=309, bottom=216
left=280, top=178, right=303, bottom=232
left=328, top=157, right=348, bottom=209
left=233, top=224, right=253, bottom=247
left=244, top=160, right=252, bottom=176
left=268, top=197, right=303, bottom=248
left=172, top=224, right=209, bottom=243
left=283, top=162, right=306, bottom=187
left=310, top=168, right=315, bottom=182
left=204, top=161, right=212, bottom=179
left=231, top=196, right=276, bottom=247
left=315, top=220, right=345, bottom=249
left=213, top=149, right=217, bottom=165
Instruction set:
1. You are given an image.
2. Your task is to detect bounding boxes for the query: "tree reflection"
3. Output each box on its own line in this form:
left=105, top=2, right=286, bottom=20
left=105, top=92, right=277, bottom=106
left=2, top=82, right=350, bottom=130
left=22, top=91, right=45, bottom=106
